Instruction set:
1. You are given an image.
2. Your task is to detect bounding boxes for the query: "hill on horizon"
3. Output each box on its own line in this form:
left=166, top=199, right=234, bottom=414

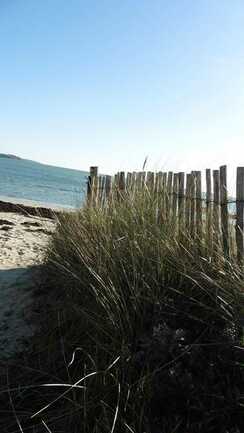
left=0, top=153, right=22, bottom=160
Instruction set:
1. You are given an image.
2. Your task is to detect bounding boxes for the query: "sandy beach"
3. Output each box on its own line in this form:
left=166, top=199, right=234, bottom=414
left=0, top=210, right=56, bottom=358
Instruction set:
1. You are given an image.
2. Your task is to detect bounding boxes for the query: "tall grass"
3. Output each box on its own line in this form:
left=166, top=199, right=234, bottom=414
left=5, top=188, right=244, bottom=432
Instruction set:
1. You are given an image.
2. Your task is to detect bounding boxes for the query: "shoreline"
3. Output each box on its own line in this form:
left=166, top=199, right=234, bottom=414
left=0, top=196, right=76, bottom=219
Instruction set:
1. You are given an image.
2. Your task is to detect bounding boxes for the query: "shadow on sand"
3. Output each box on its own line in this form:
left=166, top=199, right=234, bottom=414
left=0, top=265, right=43, bottom=359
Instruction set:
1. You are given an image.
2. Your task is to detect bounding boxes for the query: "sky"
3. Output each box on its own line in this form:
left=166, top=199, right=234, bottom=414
left=0, top=0, right=244, bottom=187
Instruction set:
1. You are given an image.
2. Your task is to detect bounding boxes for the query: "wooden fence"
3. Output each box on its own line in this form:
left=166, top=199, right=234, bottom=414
left=87, top=165, right=244, bottom=262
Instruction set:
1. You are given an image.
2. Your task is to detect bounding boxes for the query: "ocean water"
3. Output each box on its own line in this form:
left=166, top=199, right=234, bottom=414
left=0, top=157, right=88, bottom=209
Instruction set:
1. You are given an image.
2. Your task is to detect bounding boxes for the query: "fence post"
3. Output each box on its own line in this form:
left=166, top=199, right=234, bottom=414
left=213, top=170, right=220, bottom=248
left=206, top=169, right=212, bottom=252
left=195, top=171, right=202, bottom=238
left=146, top=172, right=155, bottom=192
left=220, top=165, right=229, bottom=258
left=166, top=171, right=173, bottom=219
left=236, top=167, right=244, bottom=263
left=190, top=172, right=196, bottom=238
left=172, top=173, right=178, bottom=222
left=185, top=173, right=191, bottom=232
left=156, top=172, right=164, bottom=223
left=136, top=172, right=145, bottom=191
left=126, top=172, right=132, bottom=192
left=155, top=171, right=163, bottom=194
left=162, top=172, right=167, bottom=213
left=98, top=175, right=104, bottom=206
left=87, top=166, right=98, bottom=205
left=105, top=175, right=112, bottom=202
left=132, top=172, right=137, bottom=184
left=141, top=171, right=146, bottom=191
left=118, top=171, right=125, bottom=200
left=162, top=173, right=167, bottom=190
left=114, top=173, right=119, bottom=187
left=131, top=172, right=137, bottom=194
left=178, top=172, right=185, bottom=227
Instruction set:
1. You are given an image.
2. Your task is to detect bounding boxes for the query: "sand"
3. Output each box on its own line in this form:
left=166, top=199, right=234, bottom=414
left=0, top=211, right=56, bottom=358
left=0, top=212, right=55, bottom=268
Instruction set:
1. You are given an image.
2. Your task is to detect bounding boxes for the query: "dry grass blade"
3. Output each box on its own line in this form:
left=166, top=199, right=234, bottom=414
left=5, top=186, right=243, bottom=432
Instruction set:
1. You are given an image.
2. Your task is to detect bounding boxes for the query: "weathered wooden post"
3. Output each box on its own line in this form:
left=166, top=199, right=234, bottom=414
left=185, top=173, right=191, bottom=232
left=146, top=172, right=155, bottom=192
left=190, top=171, right=196, bottom=238
left=113, top=172, right=119, bottom=199
left=98, top=175, right=103, bottom=206
left=126, top=172, right=132, bottom=192
left=105, top=175, right=112, bottom=202
left=155, top=171, right=163, bottom=194
left=195, top=171, right=202, bottom=238
left=220, top=165, right=229, bottom=257
left=206, top=168, right=212, bottom=252
left=178, top=172, right=185, bottom=227
left=213, top=170, right=220, bottom=249
left=166, top=171, right=173, bottom=220
left=87, top=166, right=98, bottom=205
left=236, top=167, right=244, bottom=263
left=140, top=171, right=146, bottom=193
left=132, top=172, right=137, bottom=184
left=136, top=172, right=144, bottom=191
left=162, top=172, right=167, bottom=214
left=172, top=173, right=178, bottom=222
left=118, top=171, right=126, bottom=200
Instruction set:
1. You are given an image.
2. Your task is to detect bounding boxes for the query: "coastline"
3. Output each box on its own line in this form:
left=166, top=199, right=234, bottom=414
left=0, top=195, right=76, bottom=219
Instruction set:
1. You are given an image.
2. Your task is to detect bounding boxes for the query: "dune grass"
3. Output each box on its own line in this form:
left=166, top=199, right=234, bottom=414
left=3, top=189, right=244, bottom=432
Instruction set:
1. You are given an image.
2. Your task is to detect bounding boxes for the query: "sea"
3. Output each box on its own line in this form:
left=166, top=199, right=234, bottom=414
left=0, top=157, right=88, bottom=209
left=0, top=157, right=237, bottom=214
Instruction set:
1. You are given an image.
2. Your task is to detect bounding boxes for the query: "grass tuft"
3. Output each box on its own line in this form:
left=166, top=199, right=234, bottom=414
left=2, top=189, right=244, bottom=432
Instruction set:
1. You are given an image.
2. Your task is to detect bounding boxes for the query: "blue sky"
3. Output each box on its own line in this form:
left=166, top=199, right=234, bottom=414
left=0, top=0, right=244, bottom=186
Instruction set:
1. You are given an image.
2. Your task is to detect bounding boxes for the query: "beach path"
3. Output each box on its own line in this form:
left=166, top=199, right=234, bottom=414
left=0, top=212, right=56, bottom=358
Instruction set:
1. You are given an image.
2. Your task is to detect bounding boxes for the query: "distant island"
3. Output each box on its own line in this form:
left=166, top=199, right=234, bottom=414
left=0, top=154, right=22, bottom=160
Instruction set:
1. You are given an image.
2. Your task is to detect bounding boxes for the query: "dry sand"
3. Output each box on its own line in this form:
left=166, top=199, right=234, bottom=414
left=0, top=211, right=56, bottom=358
